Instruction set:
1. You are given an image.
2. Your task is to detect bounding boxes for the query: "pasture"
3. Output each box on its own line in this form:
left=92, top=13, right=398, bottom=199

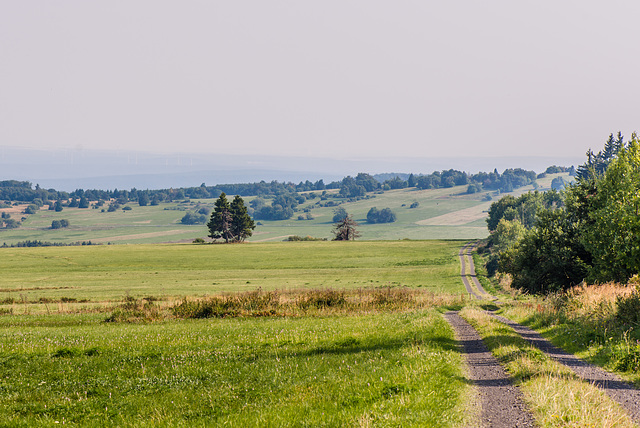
left=0, top=240, right=466, bottom=305
left=0, top=240, right=475, bottom=426
left=0, top=173, right=569, bottom=245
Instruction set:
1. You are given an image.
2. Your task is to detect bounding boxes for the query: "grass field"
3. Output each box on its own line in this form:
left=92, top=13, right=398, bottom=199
left=0, top=240, right=467, bottom=304
left=0, top=240, right=476, bottom=426
left=0, top=310, right=473, bottom=427
left=0, top=173, right=570, bottom=245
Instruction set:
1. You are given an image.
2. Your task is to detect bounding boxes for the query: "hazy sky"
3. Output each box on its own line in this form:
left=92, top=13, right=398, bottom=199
left=2, top=1, right=639, bottom=160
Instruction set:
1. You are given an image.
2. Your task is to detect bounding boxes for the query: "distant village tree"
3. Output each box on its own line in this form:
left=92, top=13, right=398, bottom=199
left=332, top=214, right=360, bottom=241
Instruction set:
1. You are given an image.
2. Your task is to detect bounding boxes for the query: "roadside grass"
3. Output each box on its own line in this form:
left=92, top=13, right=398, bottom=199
left=0, top=309, right=474, bottom=427
left=497, top=282, right=640, bottom=387
left=470, top=251, right=498, bottom=296
left=0, top=240, right=466, bottom=304
left=460, top=307, right=637, bottom=427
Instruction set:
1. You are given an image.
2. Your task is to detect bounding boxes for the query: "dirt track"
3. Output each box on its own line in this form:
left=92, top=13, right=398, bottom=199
left=490, top=313, right=640, bottom=423
left=450, top=242, right=640, bottom=425
left=444, top=312, right=535, bottom=427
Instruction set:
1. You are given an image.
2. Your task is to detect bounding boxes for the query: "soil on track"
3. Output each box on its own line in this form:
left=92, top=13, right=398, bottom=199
left=444, top=311, right=535, bottom=427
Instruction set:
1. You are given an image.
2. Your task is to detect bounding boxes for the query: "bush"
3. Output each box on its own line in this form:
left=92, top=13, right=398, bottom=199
left=366, top=207, right=396, bottom=224
left=181, top=212, right=207, bottom=225
left=285, top=235, right=327, bottom=241
left=616, top=286, right=640, bottom=327
left=24, top=205, right=37, bottom=214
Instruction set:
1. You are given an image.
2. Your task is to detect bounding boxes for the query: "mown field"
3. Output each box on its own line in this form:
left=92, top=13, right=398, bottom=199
left=0, top=240, right=465, bottom=304
left=0, top=240, right=477, bottom=426
left=0, top=173, right=569, bottom=245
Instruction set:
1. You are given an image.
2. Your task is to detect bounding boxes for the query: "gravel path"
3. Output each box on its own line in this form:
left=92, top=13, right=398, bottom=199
left=456, top=241, right=640, bottom=424
left=463, top=242, right=491, bottom=297
left=489, top=312, right=640, bottom=423
left=444, top=311, right=535, bottom=427
left=459, top=243, right=483, bottom=300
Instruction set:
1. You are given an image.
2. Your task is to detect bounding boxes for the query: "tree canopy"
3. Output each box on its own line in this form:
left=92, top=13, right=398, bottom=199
left=489, top=132, right=640, bottom=293
left=207, top=193, right=255, bottom=243
left=332, top=214, right=360, bottom=241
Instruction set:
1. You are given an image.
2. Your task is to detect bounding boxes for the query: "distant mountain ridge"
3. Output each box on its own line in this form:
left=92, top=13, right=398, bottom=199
left=0, top=146, right=583, bottom=191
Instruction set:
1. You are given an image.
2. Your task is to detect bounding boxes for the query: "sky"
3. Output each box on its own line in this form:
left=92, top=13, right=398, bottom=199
left=1, top=1, right=639, bottom=162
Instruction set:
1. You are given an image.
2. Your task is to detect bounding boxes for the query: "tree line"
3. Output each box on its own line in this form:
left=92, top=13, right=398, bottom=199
left=484, top=132, right=640, bottom=294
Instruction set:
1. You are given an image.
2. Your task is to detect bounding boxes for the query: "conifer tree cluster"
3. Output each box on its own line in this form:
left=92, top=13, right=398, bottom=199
left=207, top=193, right=255, bottom=243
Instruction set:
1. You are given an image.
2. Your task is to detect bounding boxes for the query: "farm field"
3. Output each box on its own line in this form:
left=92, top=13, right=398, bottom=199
left=0, top=240, right=475, bottom=426
left=0, top=240, right=465, bottom=304
left=0, top=173, right=570, bottom=245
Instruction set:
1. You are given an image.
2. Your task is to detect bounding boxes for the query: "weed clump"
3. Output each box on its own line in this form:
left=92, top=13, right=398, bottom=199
left=169, top=287, right=454, bottom=320
left=172, top=289, right=279, bottom=319
left=104, top=296, right=162, bottom=323
left=298, top=289, right=346, bottom=309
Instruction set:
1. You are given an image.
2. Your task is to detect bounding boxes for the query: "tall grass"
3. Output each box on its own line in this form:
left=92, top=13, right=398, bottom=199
left=104, top=287, right=467, bottom=321
left=499, top=280, right=640, bottom=385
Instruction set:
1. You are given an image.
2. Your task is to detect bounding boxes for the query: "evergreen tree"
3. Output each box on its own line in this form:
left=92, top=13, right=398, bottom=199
left=230, top=195, right=255, bottom=242
left=207, top=193, right=233, bottom=243
left=79, top=197, right=90, bottom=208
left=407, top=173, right=416, bottom=188
left=138, top=192, right=150, bottom=207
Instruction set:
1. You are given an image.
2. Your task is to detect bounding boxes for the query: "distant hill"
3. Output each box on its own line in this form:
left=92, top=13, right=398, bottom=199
left=1, top=146, right=583, bottom=191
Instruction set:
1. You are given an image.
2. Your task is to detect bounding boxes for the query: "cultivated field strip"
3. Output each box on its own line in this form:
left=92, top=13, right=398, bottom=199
left=443, top=311, right=535, bottom=427
left=488, top=312, right=640, bottom=423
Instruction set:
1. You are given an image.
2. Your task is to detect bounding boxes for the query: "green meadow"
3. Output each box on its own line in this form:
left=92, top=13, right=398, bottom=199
left=0, top=240, right=465, bottom=303
left=0, top=310, right=472, bottom=427
left=0, top=174, right=568, bottom=245
left=0, top=240, right=476, bottom=427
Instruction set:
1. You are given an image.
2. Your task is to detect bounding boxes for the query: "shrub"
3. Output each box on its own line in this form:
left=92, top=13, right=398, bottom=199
left=24, top=205, right=37, bottom=214
left=285, top=235, right=327, bottom=241
left=366, top=207, right=396, bottom=224
left=616, top=286, right=640, bottom=327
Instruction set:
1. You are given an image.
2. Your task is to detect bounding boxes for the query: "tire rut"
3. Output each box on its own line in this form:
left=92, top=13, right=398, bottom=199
left=488, top=312, right=640, bottom=423
left=443, top=311, right=535, bottom=427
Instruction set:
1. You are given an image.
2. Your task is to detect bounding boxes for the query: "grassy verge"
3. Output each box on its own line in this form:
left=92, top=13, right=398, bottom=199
left=470, top=250, right=497, bottom=296
left=460, top=307, right=636, bottom=427
left=0, top=310, right=473, bottom=427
